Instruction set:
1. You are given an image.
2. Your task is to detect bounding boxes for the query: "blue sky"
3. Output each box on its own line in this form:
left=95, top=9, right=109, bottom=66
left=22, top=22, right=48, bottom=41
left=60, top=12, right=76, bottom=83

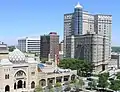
left=0, top=0, right=120, bottom=46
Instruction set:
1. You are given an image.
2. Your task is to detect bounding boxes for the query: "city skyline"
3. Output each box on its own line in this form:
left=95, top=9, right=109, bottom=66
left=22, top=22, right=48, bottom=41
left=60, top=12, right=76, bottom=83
left=0, top=0, right=119, bottom=46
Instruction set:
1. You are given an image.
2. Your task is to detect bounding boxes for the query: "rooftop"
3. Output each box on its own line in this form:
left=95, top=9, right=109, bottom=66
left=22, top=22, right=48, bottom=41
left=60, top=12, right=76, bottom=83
left=75, top=2, right=83, bottom=9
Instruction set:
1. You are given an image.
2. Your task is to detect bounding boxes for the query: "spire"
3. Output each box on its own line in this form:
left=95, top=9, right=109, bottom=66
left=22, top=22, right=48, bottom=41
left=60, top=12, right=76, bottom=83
left=75, top=2, right=83, bottom=9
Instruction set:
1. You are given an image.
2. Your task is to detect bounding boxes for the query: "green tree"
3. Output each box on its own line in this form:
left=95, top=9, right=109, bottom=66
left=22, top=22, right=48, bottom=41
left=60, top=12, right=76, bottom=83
left=98, top=73, right=109, bottom=90
left=54, top=82, right=62, bottom=92
left=88, top=80, right=96, bottom=90
left=58, top=58, right=94, bottom=77
left=34, top=85, right=43, bottom=92
left=112, top=47, right=120, bottom=52
left=116, top=72, right=120, bottom=79
left=49, top=88, right=54, bottom=92
left=47, top=83, right=54, bottom=92
left=71, top=79, right=84, bottom=91
left=41, top=58, right=48, bottom=63
left=78, top=78, right=84, bottom=88
left=110, top=80, right=120, bottom=92
left=8, top=46, right=15, bottom=52
left=88, top=82, right=93, bottom=90
left=54, top=82, right=61, bottom=87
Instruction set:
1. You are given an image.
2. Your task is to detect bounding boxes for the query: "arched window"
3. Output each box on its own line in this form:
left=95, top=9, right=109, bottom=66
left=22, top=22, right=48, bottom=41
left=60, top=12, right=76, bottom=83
left=17, top=80, right=22, bottom=88
left=31, top=81, right=35, bottom=88
left=71, top=74, right=76, bottom=81
left=24, top=81, right=26, bottom=88
left=5, top=85, right=10, bottom=92
left=39, top=79, right=46, bottom=87
left=15, top=70, right=26, bottom=77
left=14, top=83, right=16, bottom=89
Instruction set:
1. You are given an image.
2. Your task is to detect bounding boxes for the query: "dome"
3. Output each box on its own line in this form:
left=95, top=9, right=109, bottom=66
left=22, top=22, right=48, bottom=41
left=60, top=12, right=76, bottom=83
left=75, top=2, right=83, bottom=9
left=8, top=48, right=26, bottom=63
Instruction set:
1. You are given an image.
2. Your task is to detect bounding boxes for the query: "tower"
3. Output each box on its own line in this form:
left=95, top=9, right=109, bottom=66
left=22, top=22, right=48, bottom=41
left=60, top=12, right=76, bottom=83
left=63, top=2, right=83, bottom=57
left=73, top=2, right=83, bottom=35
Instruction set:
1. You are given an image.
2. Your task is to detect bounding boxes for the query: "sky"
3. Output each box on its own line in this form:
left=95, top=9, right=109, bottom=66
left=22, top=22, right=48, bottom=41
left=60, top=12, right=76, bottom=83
left=0, top=0, right=120, bottom=46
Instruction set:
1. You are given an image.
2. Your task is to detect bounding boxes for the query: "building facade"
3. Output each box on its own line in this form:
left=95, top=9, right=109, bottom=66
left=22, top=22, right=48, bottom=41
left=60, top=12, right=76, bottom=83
left=64, top=3, right=112, bottom=73
left=0, top=42, right=9, bottom=59
left=59, top=41, right=64, bottom=60
left=66, top=34, right=108, bottom=72
left=0, top=49, right=76, bottom=92
left=64, top=13, right=73, bottom=57
left=18, top=37, right=40, bottom=54
left=40, top=32, right=59, bottom=60
left=108, top=52, right=120, bottom=69
left=64, top=3, right=96, bottom=57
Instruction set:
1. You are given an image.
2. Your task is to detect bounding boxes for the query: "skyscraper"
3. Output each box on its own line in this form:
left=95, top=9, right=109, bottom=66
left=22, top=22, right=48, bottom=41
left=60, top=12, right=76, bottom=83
left=40, top=32, right=59, bottom=61
left=64, top=2, right=95, bottom=57
left=64, top=3, right=112, bottom=73
left=64, top=13, right=73, bottom=57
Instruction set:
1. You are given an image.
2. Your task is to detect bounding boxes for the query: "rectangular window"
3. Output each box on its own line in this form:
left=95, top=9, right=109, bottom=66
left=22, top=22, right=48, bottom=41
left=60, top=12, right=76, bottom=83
left=31, top=72, right=35, bottom=75
left=5, top=74, right=9, bottom=79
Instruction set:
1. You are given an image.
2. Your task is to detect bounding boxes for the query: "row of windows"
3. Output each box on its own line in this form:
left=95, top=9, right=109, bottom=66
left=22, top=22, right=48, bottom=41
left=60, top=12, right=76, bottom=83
left=5, top=72, right=36, bottom=79
left=4, top=69, right=10, bottom=72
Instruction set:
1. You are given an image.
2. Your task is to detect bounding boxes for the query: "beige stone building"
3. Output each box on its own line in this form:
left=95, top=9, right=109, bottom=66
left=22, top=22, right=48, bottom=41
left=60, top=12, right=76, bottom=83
left=64, top=3, right=112, bottom=73
left=0, top=49, right=76, bottom=92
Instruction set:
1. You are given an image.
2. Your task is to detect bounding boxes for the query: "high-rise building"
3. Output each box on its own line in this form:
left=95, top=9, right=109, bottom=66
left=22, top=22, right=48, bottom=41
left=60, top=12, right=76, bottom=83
left=94, top=15, right=112, bottom=62
left=64, top=13, right=73, bottom=57
left=18, top=37, right=40, bottom=54
left=66, top=34, right=106, bottom=72
left=64, top=3, right=95, bottom=57
left=40, top=32, right=59, bottom=60
left=64, top=2, right=112, bottom=73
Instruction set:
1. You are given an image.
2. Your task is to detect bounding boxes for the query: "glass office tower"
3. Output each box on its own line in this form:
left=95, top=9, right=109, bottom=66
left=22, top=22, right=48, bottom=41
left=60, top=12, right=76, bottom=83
left=73, top=2, right=83, bottom=35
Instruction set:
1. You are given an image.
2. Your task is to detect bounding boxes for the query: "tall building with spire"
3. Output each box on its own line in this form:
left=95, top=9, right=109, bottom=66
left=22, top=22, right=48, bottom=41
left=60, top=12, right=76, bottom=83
left=64, top=3, right=112, bottom=73
left=64, top=2, right=95, bottom=57
left=73, top=2, right=83, bottom=35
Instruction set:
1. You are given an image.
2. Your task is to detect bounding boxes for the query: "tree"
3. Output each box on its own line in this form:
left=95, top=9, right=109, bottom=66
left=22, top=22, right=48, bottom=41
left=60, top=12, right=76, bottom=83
left=54, top=82, right=61, bottom=87
left=88, top=80, right=96, bottom=90
left=78, top=78, right=84, bottom=89
left=64, top=85, right=71, bottom=92
left=98, top=73, right=109, bottom=90
left=41, top=58, right=48, bottom=63
left=58, top=58, right=94, bottom=77
left=88, top=82, right=93, bottom=90
left=34, top=85, right=43, bottom=92
left=112, top=47, right=120, bottom=52
left=110, top=79, right=120, bottom=92
left=47, top=83, right=54, bottom=92
left=71, top=79, right=84, bottom=92
left=54, top=82, right=62, bottom=92
left=8, top=46, right=15, bottom=52
left=116, top=72, right=120, bottom=79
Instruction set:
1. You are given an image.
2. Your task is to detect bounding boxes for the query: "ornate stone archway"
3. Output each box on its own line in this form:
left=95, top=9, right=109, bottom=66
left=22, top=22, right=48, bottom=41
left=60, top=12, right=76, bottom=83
left=14, top=70, right=27, bottom=89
